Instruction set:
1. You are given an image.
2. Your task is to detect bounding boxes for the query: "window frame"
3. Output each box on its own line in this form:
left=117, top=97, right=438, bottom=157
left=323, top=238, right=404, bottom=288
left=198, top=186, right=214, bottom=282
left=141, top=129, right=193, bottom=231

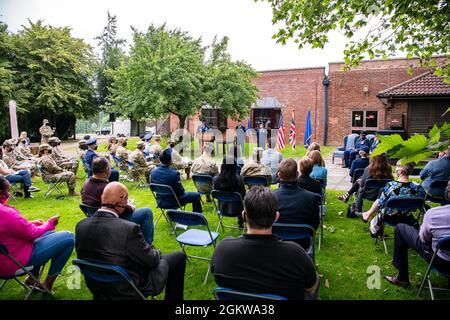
left=351, top=110, right=379, bottom=130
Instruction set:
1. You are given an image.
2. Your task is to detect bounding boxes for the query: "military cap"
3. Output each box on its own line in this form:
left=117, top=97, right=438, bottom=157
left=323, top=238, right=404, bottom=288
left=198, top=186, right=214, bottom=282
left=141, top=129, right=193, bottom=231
left=78, top=139, right=86, bottom=146
left=86, top=138, right=97, bottom=145
left=137, top=141, right=145, bottom=148
left=39, top=144, right=51, bottom=152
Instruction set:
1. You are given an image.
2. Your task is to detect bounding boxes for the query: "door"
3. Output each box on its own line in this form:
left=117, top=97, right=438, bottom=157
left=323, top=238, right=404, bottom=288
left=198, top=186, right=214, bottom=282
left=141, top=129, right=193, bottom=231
left=407, top=99, right=450, bottom=136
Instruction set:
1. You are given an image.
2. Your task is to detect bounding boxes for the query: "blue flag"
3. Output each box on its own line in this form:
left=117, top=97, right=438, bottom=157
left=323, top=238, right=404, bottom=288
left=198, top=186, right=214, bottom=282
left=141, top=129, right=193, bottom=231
left=304, top=110, right=312, bottom=148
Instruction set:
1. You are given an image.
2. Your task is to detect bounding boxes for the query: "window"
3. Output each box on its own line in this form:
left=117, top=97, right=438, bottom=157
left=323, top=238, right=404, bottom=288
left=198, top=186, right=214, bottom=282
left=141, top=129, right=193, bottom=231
left=351, top=110, right=378, bottom=129
left=201, top=109, right=227, bottom=129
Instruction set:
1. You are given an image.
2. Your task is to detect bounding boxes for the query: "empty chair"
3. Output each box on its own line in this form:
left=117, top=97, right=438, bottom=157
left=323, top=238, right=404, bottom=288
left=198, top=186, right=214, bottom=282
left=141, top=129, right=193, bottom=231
left=149, top=183, right=185, bottom=226
left=243, top=176, right=270, bottom=189
left=192, top=174, right=214, bottom=199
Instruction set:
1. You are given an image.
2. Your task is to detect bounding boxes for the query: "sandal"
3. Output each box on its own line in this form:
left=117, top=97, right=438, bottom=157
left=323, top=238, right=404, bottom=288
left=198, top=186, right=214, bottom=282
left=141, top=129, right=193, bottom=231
left=337, top=193, right=350, bottom=203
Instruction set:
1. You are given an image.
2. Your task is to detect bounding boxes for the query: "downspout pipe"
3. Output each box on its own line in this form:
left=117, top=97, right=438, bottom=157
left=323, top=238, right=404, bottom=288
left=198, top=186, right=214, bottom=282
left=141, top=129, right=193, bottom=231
left=322, top=76, right=330, bottom=146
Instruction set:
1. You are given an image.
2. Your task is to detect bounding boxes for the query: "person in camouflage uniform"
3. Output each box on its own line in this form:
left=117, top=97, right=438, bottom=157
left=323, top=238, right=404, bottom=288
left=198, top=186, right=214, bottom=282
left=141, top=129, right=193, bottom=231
left=129, top=141, right=156, bottom=183
left=17, top=137, right=34, bottom=158
left=38, top=144, right=78, bottom=196
left=116, top=137, right=129, bottom=172
left=240, top=147, right=272, bottom=182
left=191, top=142, right=218, bottom=200
left=149, top=135, right=163, bottom=162
left=2, top=139, right=39, bottom=176
left=48, top=137, right=79, bottom=175
left=107, top=137, right=118, bottom=157
left=39, top=119, right=55, bottom=144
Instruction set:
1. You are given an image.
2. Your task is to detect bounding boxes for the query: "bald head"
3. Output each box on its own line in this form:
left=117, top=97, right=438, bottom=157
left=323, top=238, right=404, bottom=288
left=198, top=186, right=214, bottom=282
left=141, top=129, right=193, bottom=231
left=101, top=182, right=129, bottom=215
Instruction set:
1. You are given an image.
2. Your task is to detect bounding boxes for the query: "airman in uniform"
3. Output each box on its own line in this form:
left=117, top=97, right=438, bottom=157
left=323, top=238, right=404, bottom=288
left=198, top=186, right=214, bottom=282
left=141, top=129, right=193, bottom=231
left=129, top=141, right=156, bottom=183
left=240, top=147, right=272, bottom=182
left=38, top=144, right=78, bottom=196
left=149, top=135, right=163, bottom=162
left=116, top=137, right=129, bottom=172
left=2, top=139, right=38, bottom=176
left=39, top=119, right=55, bottom=144
left=48, top=137, right=79, bottom=175
left=191, top=142, right=218, bottom=176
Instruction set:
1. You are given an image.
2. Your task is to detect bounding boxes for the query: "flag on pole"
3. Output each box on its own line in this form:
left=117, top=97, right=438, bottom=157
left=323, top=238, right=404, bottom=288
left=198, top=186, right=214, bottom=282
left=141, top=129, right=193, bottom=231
left=289, top=111, right=296, bottom=149
left=247, top=117, right=251, bottom=135
left=276, top=112, right=285, bottom=151
left=304, top=110, right=312, bottom=148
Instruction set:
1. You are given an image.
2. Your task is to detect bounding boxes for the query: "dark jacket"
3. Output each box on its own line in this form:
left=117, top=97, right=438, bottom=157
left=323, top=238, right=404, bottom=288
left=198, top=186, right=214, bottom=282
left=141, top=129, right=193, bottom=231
left=349, top=157, right=369, bottom=180
left=354, top=138, right=371, bottom=151
left=272, top=182, right=321, bottom=230
left=84, top=149, right=97, bottom=176
left=150, top=164, right=185, bottom=208
left=75, top=210, right=168, bottom=299
left=297, top=174, right=323, bottom=196
left=213, top=174, right=246, bottom=215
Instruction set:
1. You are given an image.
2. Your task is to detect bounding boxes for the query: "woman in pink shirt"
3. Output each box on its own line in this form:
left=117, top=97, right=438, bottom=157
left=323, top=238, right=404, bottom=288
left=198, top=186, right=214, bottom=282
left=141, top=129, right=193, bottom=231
left=0, top=176, right=75, bottom=293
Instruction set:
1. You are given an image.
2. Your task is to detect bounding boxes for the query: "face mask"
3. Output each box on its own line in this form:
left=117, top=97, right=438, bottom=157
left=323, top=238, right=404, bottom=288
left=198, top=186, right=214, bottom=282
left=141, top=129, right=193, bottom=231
left=94, top=145, right=98, bottom=150
left=123, top=143, right=127, bottom=147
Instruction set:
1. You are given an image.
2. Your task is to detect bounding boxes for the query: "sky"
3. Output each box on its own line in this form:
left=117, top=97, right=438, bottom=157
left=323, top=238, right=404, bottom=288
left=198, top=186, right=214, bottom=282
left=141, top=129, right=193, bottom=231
left=0, top=0, right=393, bottom=71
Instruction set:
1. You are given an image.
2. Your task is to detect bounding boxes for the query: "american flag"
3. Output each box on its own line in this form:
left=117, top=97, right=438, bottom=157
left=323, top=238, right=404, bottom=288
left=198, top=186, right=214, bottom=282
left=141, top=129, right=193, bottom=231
left=289, top=111, right=296, bottom=149
left=277, top=112, right=285, bottom=151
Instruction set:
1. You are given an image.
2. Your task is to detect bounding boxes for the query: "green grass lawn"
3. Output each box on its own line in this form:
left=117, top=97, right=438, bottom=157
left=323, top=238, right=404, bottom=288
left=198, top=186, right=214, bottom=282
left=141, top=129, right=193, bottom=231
left=1, top=141, right=448, bottom=300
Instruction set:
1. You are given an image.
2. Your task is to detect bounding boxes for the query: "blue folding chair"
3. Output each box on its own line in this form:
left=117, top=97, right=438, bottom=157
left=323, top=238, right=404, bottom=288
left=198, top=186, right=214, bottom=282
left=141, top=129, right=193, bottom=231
left=38, top=165, right=65, bottom=199
left=418, top=236, right=450, bottom=300
left=0, top=242, right=52, bottom=299
left=425, top=180, right=450, bottom=206
left=211, top=190, right=244, bottom=232
left=243, top=176, right=270, bottom=189
left=149, top=183, right=185, bottom=227
left=112, top=155, right=129, bottom=179
left=272, top=223, right=316, bottom=260
left=79, top=203, right=99, bottom=217
left=378, top=196, right=425, bottom=254
left=166, top=210, right=219, bottom=284
left=192, top=174, right=214, bottom=200
left=213, top=287, right=288, bottom=300
left=72, top=259, right=147, bottom=300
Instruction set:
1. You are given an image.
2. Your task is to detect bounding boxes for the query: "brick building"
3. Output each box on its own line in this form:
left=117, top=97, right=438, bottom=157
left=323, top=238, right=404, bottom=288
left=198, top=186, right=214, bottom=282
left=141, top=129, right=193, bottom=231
left=167, top=57, right=449, bottom=146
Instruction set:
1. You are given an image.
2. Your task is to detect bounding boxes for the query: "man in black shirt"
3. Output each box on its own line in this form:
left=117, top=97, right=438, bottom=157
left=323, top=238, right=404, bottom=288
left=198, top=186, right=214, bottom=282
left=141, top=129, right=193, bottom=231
left=211, top=186, right=320, bottom=300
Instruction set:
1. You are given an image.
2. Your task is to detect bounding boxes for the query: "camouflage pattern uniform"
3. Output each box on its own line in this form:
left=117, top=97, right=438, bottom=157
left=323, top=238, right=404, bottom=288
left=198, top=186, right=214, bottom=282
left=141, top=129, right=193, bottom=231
left=17, top=142, right=34, bottom=158
left=12, top=148, right=39, bottom=176
left=116, top=145, right=129, bottom=172
left=149, top=143, right=163, bottom=161
left=39, top=120, right=55, bottom=144
left=129, top=147, right=155, bottom=182
left=240, top=162, right=272, bottom=182
left=49, top=138, right=79, bottom=175
left=191, top=154, right=218, bottom=193
left=39, top=152, right=76, bottom=191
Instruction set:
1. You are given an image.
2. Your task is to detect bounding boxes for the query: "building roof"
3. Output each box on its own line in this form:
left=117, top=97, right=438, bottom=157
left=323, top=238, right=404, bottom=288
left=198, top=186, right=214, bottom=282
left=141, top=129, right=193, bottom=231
left=251, top=97, right=282, bottom=109
left=377, top=70, right=450, bottom=98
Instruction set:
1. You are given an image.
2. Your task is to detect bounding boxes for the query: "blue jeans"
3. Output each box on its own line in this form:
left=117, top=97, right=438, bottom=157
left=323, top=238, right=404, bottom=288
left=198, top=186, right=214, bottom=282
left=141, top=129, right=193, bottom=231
left=6, top=170, right=32, bottom=188
left=122, top=207, right=154, bottom=244
left=179, top=192, right=202, bottom=213
left=26, top=231, right=75, bottom=277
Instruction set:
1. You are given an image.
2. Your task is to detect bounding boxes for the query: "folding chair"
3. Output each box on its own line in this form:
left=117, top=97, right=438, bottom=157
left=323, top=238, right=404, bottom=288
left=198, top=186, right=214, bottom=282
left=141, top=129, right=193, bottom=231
left=351, top=168, right=365, bottom=183
left=0, top=242, right=52, bottom=299
left=272, top=223, right=316, bottom=260
left=315, top=193, right=325, bottom=251
left=425, top=180, right=450, bottom=206
left=213, top=287, right=288, bottom=300
left=166, top=210, right=219, bottom=284
left=378, top=196, right=426, bottom=254
left=112, top=155, right=129, bottom=180
left=149, top=183, right=185, bottom=227
left=38, top=165, right=65, bottom=199
left=211, top=190, right=244, bottom=232
left=79, top=203, right=99, bottom=217
left=243, top=176, right=270, bottom=190
left=7, top=181, right=21, bottom=201
left=191, top=174, right=214, bottom=201
left=127, top=161, right=148, bottom=189
left=418, top=236, right=450, bottom=300
left=72, top=259, right=147, bottom=300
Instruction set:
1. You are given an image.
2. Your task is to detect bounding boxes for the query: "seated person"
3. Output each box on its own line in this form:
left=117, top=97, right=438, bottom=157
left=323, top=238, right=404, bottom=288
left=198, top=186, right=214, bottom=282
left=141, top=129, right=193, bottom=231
left=38, top=144, right=79, bottom=196
left=2, top=139, right=38, bottom=176
left=149, top=135, right=163, bottom=162
left=143, top=133, right=153, bottom=160
left=107, top=137, right=118, bottom=157
left=343, top=131, right=371, bottom=168
left=0, top=176, right=74, bottom=293
left=78, top=139, right=88, bottom=161
left=349, top=146, right=370, bottom=181
left=191, top=142, right=218, bottom=201
left=240, top=147, right=272, bottom=183
left=84, top=138, right=119, bottom=182
left=308, top=150, right=327, bottom=187
left=261, top=139, right=283, bottom=183
left=48, top=137, right=79, bottom=175
left=169, top=138, right=192, bottom=179
left=211, top=186, right=320, bottom=300
left=81, top=157, right=154, bottom=244
left=19, top=131, right=31, bottom=146
left=213, top=155, right=246, bottom=227
left=369, top=136, right=380, bottom=154
left=419, top=146, right=450, bottom=197
left=297, top=156, right=323, bottom=196
left=385, top=180, right=450, bottom=288
left=150, top=148, right=202, bottom=213
left=338, top=155, right=393, bottom=207
left=76, top=182, right=187, bottom=300
left=0, top=147, right=39, bottom=198
left=115, top=138, right=130, bottom=172
left=17, top=136, right=34, bottom=158
left=227, top=146, right=245, bottom=174
left=273, top=158, right=321, bottom=249
left=306, top=142, right=325, bottom=166
left=360, top=161, right=425, bottom=237
left=129, top=141, right=156, bottom=184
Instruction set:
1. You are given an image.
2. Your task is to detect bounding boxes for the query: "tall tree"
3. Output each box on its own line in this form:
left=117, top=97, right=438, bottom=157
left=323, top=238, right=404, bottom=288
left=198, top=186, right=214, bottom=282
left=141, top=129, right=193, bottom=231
left=259, top=0, right=450, bottom=81
left=11, top=20, right=97, bottom=120
left=111, top=24, right=258, bottom=128
left=95, top=11, right=125, bottom=108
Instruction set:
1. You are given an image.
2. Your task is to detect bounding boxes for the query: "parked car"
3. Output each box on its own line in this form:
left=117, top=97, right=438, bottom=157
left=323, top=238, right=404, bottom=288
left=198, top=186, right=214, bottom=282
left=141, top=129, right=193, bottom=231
left=96, top=127, right=111, bottom=135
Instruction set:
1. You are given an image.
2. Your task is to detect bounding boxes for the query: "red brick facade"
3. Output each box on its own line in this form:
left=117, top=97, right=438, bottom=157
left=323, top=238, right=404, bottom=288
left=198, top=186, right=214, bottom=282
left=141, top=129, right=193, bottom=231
left=167, top=57, right=449, bottom=146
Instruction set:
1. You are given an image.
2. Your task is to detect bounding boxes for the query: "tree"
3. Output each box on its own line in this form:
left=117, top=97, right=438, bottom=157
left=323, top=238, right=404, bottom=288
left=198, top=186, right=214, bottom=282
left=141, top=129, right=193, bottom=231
left=11, top=20, right=97, bottom=121
left=259, top=0, right=450, bottom=82
left=111, top=24, right=258, bottom=128
left=95, top=11, right=125, bottom=108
